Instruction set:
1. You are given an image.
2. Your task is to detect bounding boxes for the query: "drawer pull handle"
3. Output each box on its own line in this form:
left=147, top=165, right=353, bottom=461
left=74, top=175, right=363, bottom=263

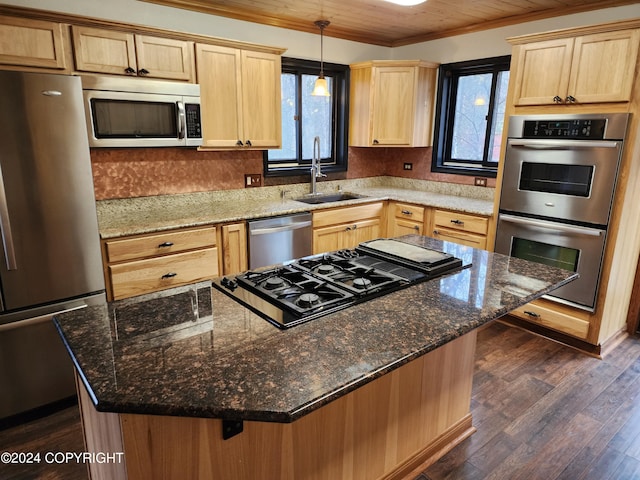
left=401, top=210, right=413, bottom=215
left=450, top=219, right=464, bottom=225
left=524, top=310, right=540, bottom=318
left=161, top=272, right=177, bottom=279
left=158, top=242, right=174, bottom=248
left=413, top=225, right=420, bottom=231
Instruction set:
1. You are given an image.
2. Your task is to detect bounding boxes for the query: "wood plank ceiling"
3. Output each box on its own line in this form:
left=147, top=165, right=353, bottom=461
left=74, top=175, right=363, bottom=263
left=141, top=0, right=640, bottom=46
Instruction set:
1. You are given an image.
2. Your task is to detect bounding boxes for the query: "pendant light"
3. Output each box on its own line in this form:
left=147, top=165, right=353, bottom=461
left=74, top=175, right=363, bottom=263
left=311, top=20, right=331, bottom=97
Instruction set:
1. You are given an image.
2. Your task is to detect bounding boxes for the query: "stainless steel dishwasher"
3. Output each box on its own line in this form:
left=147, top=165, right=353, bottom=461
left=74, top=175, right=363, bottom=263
left=248, top=213, right=313, bottom=269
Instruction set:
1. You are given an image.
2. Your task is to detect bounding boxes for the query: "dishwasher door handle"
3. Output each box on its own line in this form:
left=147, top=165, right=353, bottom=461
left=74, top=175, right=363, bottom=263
left=250, top=221, right=312, bottom=236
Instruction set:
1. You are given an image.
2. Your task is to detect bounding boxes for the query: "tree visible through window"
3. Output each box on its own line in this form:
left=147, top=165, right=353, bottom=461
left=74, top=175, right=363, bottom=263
left=432, top=56, right=510, bottom=177
left=264, top=58, right=348, bottom=176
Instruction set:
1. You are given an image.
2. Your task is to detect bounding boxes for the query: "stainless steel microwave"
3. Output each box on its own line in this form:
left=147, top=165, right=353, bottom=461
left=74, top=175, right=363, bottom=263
left=81, top=76, right=202, bottom=148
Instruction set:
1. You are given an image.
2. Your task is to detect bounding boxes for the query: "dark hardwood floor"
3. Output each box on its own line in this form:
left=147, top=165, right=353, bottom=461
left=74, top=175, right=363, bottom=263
left=420, top=321, right=640, bottom=480
left=3, top=321, right=640, bottom=480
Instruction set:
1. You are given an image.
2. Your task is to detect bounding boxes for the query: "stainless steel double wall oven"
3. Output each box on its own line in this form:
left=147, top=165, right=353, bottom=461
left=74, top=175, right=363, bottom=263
left=495, top=113, right=630, bottom=311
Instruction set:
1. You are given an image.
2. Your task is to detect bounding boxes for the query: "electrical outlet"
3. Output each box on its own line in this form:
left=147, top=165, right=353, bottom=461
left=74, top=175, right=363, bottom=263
left=474, top=177, right=487, bottom=187
left=403, top=163, right=413, bottom=171
left=244, top=174, right=262, bottom=188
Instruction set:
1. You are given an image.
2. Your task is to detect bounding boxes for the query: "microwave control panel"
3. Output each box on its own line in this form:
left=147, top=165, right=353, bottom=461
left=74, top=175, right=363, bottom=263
left=522, top=118, right=607, bottom=140
left=185, top=103, right=202, bottom=139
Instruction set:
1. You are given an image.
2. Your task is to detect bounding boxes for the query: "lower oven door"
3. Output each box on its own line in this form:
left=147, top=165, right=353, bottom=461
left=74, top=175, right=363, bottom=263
left=495, top=214, right=607, bottom=311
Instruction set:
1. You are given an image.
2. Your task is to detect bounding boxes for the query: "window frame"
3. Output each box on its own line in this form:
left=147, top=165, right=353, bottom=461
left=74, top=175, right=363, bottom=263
left=431, top=55, right=511, bottom=178
left=263, top=57, right=349, bottom=177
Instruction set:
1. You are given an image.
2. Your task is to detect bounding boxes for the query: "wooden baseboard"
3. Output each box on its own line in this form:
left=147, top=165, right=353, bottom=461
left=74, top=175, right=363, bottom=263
left=387, top=413, right=475, bottom=480
left=599, top=328, right=629, bottom=358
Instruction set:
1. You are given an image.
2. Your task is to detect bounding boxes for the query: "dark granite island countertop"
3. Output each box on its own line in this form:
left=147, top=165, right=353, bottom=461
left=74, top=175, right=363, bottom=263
left=54, top=236, right=577, bottom=424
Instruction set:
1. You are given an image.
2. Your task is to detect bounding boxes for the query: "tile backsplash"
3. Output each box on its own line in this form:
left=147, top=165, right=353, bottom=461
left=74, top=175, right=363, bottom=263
left=91, top=146, right=496, bottom=200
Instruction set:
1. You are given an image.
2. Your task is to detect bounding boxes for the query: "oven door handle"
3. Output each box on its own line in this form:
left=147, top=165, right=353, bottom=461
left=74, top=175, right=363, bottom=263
left=509, top=139, right=619, bottom=149
left=499, top=214, right=604, bottom=237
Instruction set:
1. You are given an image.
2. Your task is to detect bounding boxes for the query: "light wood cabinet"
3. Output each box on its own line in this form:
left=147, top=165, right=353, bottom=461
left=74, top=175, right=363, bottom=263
left=430, top=209, right=489, bottom=249
left=388, top=201, right=425, bottom=237
left=221, top=222, right=248, bottom=275
left=103, top=226, right=218, bottom=300
left=0, top=15, right=68, bottom=71
left=511, top=29, right=640, bottom=106
left=196, top=43, right=281, bottom=149
left=312, top=203, right=385, bottom=254
left=509, top=298, right=591, bottom=340
left=72, top=25, right=195, bottom=81
left=349, top=60, right=438, bottom=147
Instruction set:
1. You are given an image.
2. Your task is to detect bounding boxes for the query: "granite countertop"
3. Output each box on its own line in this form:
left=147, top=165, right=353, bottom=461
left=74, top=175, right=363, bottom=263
left=54, top=236, right=577, bottom=423
left=96, top=178, right=495, bottom=238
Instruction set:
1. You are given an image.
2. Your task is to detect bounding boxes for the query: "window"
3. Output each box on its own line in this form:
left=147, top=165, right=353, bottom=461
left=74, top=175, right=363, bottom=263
left=264, top=58, right=349, bottom=176
left=431, top=56, right=510, bottom=177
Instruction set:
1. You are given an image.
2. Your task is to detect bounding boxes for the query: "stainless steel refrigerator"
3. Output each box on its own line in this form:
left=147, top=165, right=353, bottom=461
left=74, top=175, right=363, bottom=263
left=0, top=71, right=105, bottom=421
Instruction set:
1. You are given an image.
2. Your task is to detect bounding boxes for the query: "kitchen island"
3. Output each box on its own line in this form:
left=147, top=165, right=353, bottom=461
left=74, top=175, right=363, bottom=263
left=54, top=236, right=577, bottom=480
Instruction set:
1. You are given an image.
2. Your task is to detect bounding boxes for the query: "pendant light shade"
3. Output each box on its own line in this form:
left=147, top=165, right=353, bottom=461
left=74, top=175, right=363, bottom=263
left=312, top=20, right=330, bottom=97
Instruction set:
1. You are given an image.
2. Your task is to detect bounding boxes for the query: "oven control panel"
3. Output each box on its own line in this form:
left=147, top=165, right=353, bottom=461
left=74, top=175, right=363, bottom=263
left=523, top=119, right=607, bottom=139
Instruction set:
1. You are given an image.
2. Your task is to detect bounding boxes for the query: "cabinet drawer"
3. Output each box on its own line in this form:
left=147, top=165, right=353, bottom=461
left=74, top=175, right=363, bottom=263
left=392, top=202, right=425, bottom=220
left=312, top=202, right=384, bottom=228
left=432, top=228, right=486, bottom=249
left=109, top=248, right=218, bottom=300
left=105, top=227, right=217, bottom=263
left=433, top=210, right=488, bottom=236
left=510, top=301, right=590, bottom=340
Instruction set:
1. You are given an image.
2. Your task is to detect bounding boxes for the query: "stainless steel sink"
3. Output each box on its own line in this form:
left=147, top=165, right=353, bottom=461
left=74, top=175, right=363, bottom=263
left=294, top=192, right=367, bottom=204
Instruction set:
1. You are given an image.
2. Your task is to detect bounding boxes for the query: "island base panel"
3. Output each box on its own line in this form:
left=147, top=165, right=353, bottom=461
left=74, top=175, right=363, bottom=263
left=108, top=331, right=477, bottom=480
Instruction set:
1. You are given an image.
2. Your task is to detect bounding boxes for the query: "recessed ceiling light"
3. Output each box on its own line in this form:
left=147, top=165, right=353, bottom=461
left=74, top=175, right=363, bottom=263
left=384, top=0, right=427, bottom=5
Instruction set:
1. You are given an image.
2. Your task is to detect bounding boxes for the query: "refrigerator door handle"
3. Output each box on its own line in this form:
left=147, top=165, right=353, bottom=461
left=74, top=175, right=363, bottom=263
left=0, top=163, right=16, bottom=270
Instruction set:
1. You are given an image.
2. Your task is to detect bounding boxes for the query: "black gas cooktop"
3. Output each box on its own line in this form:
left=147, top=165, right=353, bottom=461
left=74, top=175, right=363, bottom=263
left=213, top=239, right=465, bottom=328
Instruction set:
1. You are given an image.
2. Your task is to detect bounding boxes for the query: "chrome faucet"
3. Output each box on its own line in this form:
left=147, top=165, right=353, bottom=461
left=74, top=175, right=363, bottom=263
left=310, top=136, right=327, bottom=195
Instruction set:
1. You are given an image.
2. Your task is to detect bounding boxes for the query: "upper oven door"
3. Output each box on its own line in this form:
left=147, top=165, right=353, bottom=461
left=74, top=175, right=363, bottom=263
left=499, top=138, right=623, bottom=226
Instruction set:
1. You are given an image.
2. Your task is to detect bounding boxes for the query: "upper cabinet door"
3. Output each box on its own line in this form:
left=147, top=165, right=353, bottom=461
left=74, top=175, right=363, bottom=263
left=195, top=43, right=243, bottom=148
left=371, top=66, right=416, bottom=146
left=512, top=38, right=574, bottom=106
left=134, top=35, right=194, bottom=82
left=72, top=26, right=195, bottom=81
left=239, top=50, right=281, bottom=148
left=0, top=15, right=67, bottom=70
left=512, top=29, right=640, bottom=106
left=349, top=60, right=438, bottom=147
left=196, top=44, right=281, bottom=149
left=568, top=29, right=640, bottom=104
left=72, top=26, right=138, bottom=76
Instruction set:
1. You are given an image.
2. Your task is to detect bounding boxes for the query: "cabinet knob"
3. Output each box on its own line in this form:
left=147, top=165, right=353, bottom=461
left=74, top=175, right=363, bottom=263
left=138, top=68, right=150, bottom=76
left=161, top=272, right=177, bottom=279
left=433, top=230, right=439, bottom=236
left=236, top=140, right=244, bottom=146
left=373, top=139, right=379, bottom=145
left=124, top=67, right=136, bottom=75
left=565, top=95, right=576, bottom=103
left=413, top=225, right=420, bottom=231
left=553, top=95, right=563, bottom=103
left=245, top=140, right=252, bottom=147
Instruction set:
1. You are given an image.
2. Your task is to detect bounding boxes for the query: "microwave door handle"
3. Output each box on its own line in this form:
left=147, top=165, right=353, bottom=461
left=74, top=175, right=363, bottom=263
left=0, top=163, right=17, bottom=270
left=509, top=140, right=619, bottom=149
left=500, top=214, right=603, bottom=237
left=177, top=101, right=186, bottom=139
